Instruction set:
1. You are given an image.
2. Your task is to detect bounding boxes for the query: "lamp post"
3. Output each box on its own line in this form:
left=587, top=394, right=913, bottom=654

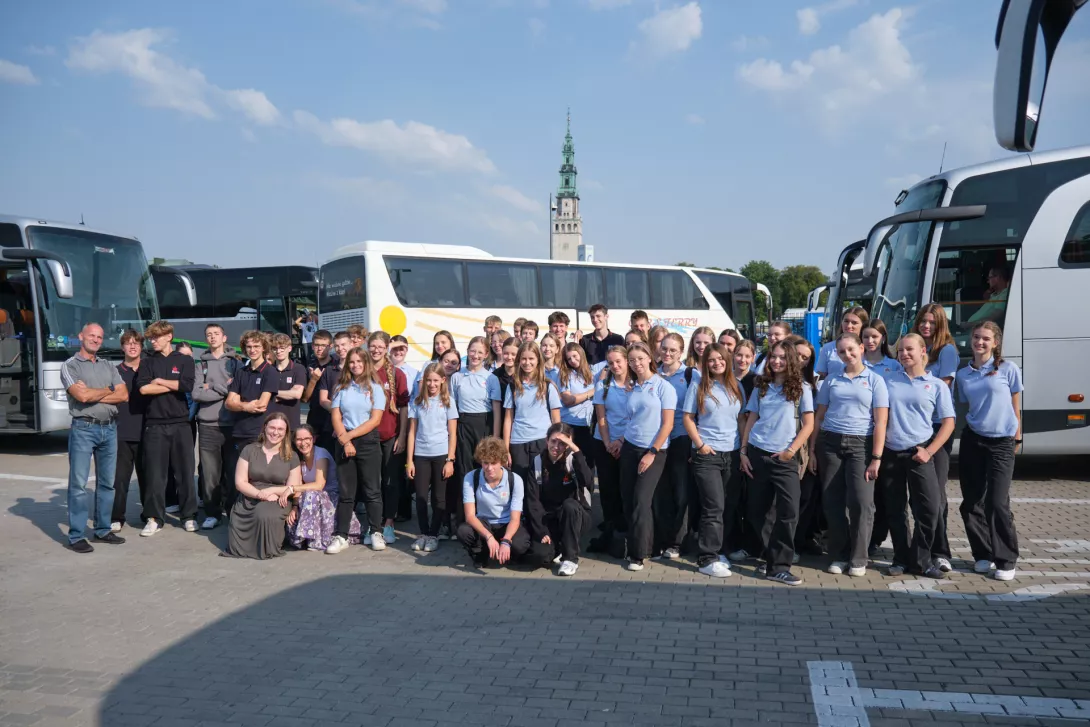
left=548, top=193, right=558, bottom=259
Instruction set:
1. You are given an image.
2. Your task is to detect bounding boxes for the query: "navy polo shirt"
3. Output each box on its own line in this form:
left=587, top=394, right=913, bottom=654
left=115, top=361, right=147, bottom=443
left=268, top=361, right=307, bottom=429
left=229, top=361, right=279, bottom=441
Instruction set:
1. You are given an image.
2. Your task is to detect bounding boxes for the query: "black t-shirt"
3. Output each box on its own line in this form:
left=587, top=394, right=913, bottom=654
left=135, top=351, right=194, bottom=425
left=309, top=363, right=343, bottom=435
left=115, top=361, right=147, bottom=442
left=740, top=371, right=757, bottom=401
left=581, top=331, right=625, bottom=366
left=229, top=361, right=279, bottom=441
left=268, top=361, right=307, bottom=429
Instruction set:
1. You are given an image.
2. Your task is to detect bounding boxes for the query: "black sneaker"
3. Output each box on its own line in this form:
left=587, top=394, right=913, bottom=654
left=766, top=571, right=802, bottom=586
left=922, top=566, right=947, bottom=580
left=68, top=539, right=94, bottom=554
left=93, top=532, right=126, bottom=545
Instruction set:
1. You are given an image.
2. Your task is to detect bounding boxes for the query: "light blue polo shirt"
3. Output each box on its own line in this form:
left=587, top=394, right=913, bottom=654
left=625, top=374, right=678, bottom=449
left=591, top=360, right=609, bottom=379
left=659, top=365, right=695, bottom=440
left=682, top=380, right=744, bottom=452
left=451, top=368, right=492, bottom=414
left=816, top=367, right=890, bottom=436
left=397, top=362, right=418, bottom=389
left=814, top=340, right=845, bottom=378
left=884, top=371, right=955, bottom=451
left=485, top=372, right=506, bottom=403
left=503, top=380, right=561, bottom=444
left=864, top=356, right=903, bottom=378
left=925, top=343, right=960, bottom=379
left=544, top=366, right=560, bottom=389
left=956, top=358, right=1023, bottom=438
left=331, top=381, right=387, bottom=431
left=409, top=396, right=459, bottom=457
left=745, top=382, right=814, bottom=453
left=463, top=468, right=524, bottom=525
left=593, top=377, right=630, bottom=442
left=559, top=371, right=595, bottom=428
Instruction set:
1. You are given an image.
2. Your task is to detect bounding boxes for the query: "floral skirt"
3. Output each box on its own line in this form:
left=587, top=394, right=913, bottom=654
left=287, top=490, right=361, bottom=551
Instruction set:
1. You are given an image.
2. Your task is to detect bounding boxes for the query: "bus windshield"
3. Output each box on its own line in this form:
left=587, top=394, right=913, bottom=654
left=27, top=226, right=158, bottom=361
left=869, top=180, right=946, bottom=340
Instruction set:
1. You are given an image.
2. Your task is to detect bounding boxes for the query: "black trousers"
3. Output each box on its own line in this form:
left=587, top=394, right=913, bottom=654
left=453, top=412, right=489, bottom=526
left=378, top=436, right=397, bottom=521
left=818, top=431, right=874, bottom=568
left=413, top=454, right=449, bottom=536
left=393, top=448, right=412, bottom=520
left=747, top=447, right=800, bottom=575
left=879, top=447, right=941, bottom=572
left=619, top=441, right=667, bottom=561
left=728, top=475, right=764, bottom=556
left=198, top=423, right=233, bottom=519
left=570, top=424, right=596, bottom=472
left=593, top=438, right=625, bottom=531
left=111, top=439, right=144, bottom=525
left=870, top=473, right=889, bottom=551
left=456, top=521, right=533, bottom=566
left=930, top=423, right=954, bottom=560
left=959, top=428, right=1019, bottom=569
left=691, top=449, right=742, bottom=567
left=335, top=432, right=382, bottom=536
left=542, top=499, right=591, bottom=563
left=654, top=435, right=692, bottom=551
left=142, top=421, right=197, bottom=523
left=796, top=470, right=823, bottom=548
left=509, top=438, right=547, bottom=488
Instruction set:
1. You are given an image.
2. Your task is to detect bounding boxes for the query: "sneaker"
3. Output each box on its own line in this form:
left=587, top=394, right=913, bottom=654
left=887, top=564, right=905, bottom=576
left=552, top=553, right=563, bottom=565
left=661, top=547, right=681, bottom=560
left=438, top=524, right=450, bottom=541
left=827, top=561, right=848, bottom=575
left=68, top=539, right=93, bottom=554
left=383, top=525, right=396, bottom=543
left=922, top=566, right=947, bottom=580
left=363, top=533, right=372, bottom=546
left=994, top=568, right=1016, bottom=581
left=424, top=536, right=439, bottom=552
left=868, top=544, right=880, bottom=558
left=411, top=536, right=427, bottom=551
left=140, top=520, right=161, bottom=537
left=718, top=554, right=729, bottom=564
left=698, top=561, right=732, bottom=578
left=626, top=559, right=645, bottom=571
left=558, top=560, right=579, bottom=577
left=449, top=527, right=459, bottom=541
left=767, top=571, right=802, bottom=586
left=93, top=532, right=125, bottom=545
left=728, top=549, right=750, bottom=562
left=974, top=559, right=995, bottom=574
left=201, top=517, right=218, bottom=530
left=183, top=519, right=198, bottom=533
left=165, top=505, right=180, bottom=514
left=848, top=566, right=867, bottom=577
left=325, top=535, right=348, bottom=554
left=755, top=563, right=767, bottom=575
left=935, top=557, right=953, bottom=573
left=110, top=521, right=122, bottom=533
left=370, top=531, right=386, bottom=551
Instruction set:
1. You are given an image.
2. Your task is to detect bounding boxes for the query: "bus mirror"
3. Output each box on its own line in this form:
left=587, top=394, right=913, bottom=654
left=1, top=248, right=74, bottom=299
left=993, top=0, right=1084, bottom=152
left=150, top=266, right=198, bottom=307
left=862, top=205, right=988, bottom=275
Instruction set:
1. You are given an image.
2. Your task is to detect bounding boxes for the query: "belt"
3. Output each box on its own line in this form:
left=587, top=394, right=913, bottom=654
left=74, top=417, right=114, bottom=425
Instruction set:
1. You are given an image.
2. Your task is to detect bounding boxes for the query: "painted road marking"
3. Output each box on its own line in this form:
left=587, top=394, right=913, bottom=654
left=889, top=578, right=1089, bottom=601
left=809, top=660, right=1090, bottom=725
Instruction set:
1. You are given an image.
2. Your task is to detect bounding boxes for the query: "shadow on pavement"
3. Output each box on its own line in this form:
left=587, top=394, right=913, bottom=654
left=8, top=490, right=69, bottom=545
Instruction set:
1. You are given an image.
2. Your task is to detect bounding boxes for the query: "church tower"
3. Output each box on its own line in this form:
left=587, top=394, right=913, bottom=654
left=550, top=110, right=582, bottom=261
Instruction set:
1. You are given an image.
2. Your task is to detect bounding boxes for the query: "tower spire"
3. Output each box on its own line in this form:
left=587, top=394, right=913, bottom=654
left=557, top=109, right=578, bottom=199
left=550, top=109, right=582, bottom=262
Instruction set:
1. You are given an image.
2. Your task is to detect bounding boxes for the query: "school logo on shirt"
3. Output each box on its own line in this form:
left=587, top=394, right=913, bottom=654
left=256, top=377, right=262, bottom=384
left=924, top=384, right=931, bottom=390
left=862, top=381, right=869, bottom=388
left=171, top=367, right=179, bottom=374
left=500, top=489, right=509, bottom=500
left=286, top=376, right=293, bottom=384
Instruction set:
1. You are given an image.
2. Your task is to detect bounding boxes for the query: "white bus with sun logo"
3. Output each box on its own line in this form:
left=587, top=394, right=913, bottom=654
left=318, top=241, right=762, bottom=367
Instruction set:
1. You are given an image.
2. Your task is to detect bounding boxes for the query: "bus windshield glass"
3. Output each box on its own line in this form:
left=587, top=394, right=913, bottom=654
left=319, top=256, right=366, bottom=313
left=869, top=180, right=946, bottom=340
left=27, top=226, right=158, bottom=361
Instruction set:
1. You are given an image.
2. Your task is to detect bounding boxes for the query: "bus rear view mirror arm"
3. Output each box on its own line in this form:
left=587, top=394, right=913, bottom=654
left=862, top=205, right=988, bottom=276
left=1, top=248, right=74, bottom=299
left=150, top=265, right=198, bottom=308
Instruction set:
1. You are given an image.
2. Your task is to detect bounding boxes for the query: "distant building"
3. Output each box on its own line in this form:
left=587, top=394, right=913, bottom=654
left=550, top=111, right=582, bottom=261
left=578, top=244, right=594, bottom=262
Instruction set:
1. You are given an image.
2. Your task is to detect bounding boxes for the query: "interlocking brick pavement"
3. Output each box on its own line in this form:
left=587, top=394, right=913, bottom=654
left=1, top=436, right=1089, bottom=726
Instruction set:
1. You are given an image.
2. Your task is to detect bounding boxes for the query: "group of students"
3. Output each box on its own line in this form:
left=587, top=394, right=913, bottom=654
left=61, top=303, right=1023, bottom=585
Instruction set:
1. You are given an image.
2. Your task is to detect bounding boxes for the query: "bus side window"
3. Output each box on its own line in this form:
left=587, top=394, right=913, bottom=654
left=1060, top=202, right=1090, bottom=265
left=933, top=246, right=1017, bottom=355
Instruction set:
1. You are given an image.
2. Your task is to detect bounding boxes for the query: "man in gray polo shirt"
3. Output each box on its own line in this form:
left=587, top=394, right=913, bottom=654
left=62, top=323, right=129, bottom=553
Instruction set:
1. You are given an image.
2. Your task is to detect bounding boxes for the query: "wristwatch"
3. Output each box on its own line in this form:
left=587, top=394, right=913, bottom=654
left=445, top=457, right=455, bottom=463
left=649, top=447, right=659, bottom=455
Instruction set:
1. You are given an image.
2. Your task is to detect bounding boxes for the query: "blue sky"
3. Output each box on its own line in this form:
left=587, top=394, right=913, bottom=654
left=1, top=0, right=1088, bottom=273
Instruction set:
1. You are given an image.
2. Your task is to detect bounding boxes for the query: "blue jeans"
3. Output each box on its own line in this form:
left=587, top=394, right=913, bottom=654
left=68, top=419, right=118, bottom=543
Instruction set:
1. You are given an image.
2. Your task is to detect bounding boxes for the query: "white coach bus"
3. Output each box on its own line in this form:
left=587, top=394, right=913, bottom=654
left=318, top=241, right=761, bottom=366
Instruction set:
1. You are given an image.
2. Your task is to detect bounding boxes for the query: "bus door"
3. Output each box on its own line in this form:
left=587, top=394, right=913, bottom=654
left=731, top=290, right=755, bottom=342
left=0, top=263, right=37, bottom=431
left=257, top=297, right=287, bottom=337
left=287, top=295, right=316, bottom=360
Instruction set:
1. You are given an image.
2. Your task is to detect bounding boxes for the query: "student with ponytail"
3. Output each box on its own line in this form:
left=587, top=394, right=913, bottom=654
left=654, top=332, right=695, bottom=559
left=557, top=342, right=597, bottom=469
left=815, top=307, right=868, bottom=381
left=502, top=341, right=561, bottom=485
left=368, top=331, right=409, bottom=546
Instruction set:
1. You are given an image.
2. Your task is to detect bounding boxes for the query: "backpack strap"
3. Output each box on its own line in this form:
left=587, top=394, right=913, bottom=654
left=684, top=366, right=694, bottom=386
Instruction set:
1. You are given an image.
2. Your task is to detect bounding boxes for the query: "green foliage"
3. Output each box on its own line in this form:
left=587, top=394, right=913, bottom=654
left=779, top=265, right=828, bottom=312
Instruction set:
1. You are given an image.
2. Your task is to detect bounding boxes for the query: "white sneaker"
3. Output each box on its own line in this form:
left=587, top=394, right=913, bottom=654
left=974, top=559, right=995, bottom=574
left=552, top=553, right=563, bottom=565
left=140, top=520, right=160, bottom=537
left=728, top=549, right=750, bottom=562
left=994, top=568, right=1016, bottom=581
left=848, top=566, right=866, bottom=577
left=661, top=547, right=681, bottom=560
left=626, top=559, right=645, bottom=571
left=827, top=561, right=848, bottom=575
left=165, top=505, right=180, bottom=514
left=110, top=522, right=122, bottom=533
left=411, top=536, right=427, bottom=551
left=424, top=536, right=439, bottom=552
left=200, top=517, right=218, bottom=530
left=718, top=554, right=729, bottom=564
left=183, top=519, right=198, bottom=533
left=325, top=535, right=348, bottom=554
left=557, top=560, right=579, bottom=577
left=936, top=557, right=953, bottom=573
left=699, top=561, right=732, bottom=578
left=370, top=531, right=386, bottom=551
left=363, top=533, right=372, bottom=546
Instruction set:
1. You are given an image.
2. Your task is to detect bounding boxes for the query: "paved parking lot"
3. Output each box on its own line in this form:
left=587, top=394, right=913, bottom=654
left=1, top=435, right=1089, bottom=727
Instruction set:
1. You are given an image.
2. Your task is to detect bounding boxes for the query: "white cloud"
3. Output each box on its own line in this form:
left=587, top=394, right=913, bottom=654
left=633, top=2, right=702, bottom=59
left=685, top=113, right=705, bottom=125
left=731, top=35, right=768, bottom=53
left=490, top=185, right=543, bottom=213
left=0, top=59, right=39, bottom=85
left=294, top=110, right=497, bottom=174
left=222, top=88, right=281, bottom=126
left=797, top=0, right=860, bottom=36
left=587, top=0, right=631, bottom=8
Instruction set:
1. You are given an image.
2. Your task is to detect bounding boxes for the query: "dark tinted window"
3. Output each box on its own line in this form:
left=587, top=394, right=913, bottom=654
left=384, top=257, right=466, bottom=307
left=539, top=265, right=604, bottom=309
left=466, top=262, right=538, bottom=308
left=1060, top=202, right=1090, bottom=265
left=650, top=270, right=709, bottom=309
left=694, top=271, right=733, bottom=311
left=319, top=257, right=366, bottom=312
left=604, top=268, right=649, bottom=309
left=153, top=269, right=213, bottom=319
left=0, top=223, right=23, bottom=248
left=212, top=269, right=282, bottom=318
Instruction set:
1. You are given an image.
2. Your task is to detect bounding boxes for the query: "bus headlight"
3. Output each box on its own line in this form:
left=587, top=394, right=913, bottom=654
left=44, top=388, right=68, bottom=402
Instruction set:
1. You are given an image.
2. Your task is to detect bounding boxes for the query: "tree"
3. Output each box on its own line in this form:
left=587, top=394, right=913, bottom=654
left=778, top=265, right=828, bottom=311
left=740, top=260, right=781, bottom=317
